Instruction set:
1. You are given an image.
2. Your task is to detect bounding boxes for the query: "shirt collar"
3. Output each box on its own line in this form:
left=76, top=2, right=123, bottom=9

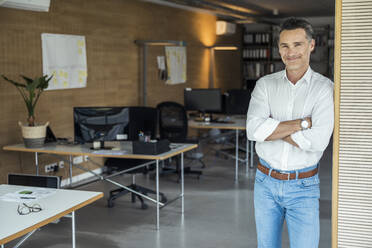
left=282, top=67, right=313, bottom=85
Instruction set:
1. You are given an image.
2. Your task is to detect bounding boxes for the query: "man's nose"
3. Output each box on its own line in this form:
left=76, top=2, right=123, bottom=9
left=287, top=47, right=296, bottom=56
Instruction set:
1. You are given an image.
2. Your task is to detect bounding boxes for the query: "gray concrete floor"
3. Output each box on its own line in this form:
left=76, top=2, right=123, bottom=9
left=8, top=142, right=332, bottom=248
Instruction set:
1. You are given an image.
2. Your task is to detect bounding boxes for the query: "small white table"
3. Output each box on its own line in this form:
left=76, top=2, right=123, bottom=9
left=0, top=184, right=103, bottom=248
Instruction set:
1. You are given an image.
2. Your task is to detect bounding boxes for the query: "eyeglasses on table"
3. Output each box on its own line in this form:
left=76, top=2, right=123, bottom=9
left=17, top=203, right=42, bottom=215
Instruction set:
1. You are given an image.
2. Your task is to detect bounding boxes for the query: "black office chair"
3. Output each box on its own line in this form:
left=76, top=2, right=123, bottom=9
left=106, top=106, right=167, bottom=209
left=106, top=158, right=167, bottom=209
left=156, top=101, right=204, bottom=179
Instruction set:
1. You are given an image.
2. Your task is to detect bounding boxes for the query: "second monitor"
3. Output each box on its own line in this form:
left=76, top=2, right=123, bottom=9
left=184, top=88, right=222, bottom=114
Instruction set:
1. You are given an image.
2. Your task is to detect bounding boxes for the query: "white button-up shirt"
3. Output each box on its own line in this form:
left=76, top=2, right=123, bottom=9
left=246, top=67, right=334, bottom=171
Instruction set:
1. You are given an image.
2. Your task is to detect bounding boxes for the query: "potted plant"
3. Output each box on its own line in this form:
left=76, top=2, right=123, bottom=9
left=1, top=74, right=53, bottom=148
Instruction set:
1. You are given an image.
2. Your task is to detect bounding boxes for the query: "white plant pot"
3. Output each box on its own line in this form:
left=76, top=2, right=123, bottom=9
left=19, top=121, right=49, bottom=148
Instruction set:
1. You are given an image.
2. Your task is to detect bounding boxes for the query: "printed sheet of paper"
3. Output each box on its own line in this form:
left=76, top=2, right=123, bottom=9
left=42, top=33, right=87, bottom=90
left=165, top=46, right=186, bottom=85
left=0, top=188, right=57, bottom=203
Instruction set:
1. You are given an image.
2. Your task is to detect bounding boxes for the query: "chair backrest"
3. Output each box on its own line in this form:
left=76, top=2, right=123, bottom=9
left=105, top=107, right=158, bottom=172
left=127, top=106, right=158, bottom=140
left=156, top=101, right=188, bottom=142
left=8, top=173, right=60, bottom=188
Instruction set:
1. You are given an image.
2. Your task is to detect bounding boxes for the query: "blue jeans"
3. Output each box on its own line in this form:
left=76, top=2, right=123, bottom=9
left=254, top=159, right=320, bottom=248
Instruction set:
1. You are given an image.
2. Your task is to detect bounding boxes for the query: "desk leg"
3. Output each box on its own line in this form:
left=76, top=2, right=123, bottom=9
left=181, top=152, right=184, bottom=214
left=35, top=152, right=39, bottom=176
left=72, top=211, right=76, bottom=248
left=156, top=159, right=160, bottom=230
left=69, top=155, right=73, bottom=186
left=235, top=130, right=239, bottom=182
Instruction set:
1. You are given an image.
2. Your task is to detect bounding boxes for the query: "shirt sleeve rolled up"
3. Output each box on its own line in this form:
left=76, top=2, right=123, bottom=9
left=246, top=79, right=280, bottom=142
left=291, top=83, right=334, bottom=152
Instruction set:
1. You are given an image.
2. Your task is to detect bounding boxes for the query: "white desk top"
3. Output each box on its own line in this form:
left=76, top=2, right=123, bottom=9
left=188, top=115, right=246, bottom=130
left=3, top=142, right=198, bottom=160
left=0, top=184, right=103, bottom=245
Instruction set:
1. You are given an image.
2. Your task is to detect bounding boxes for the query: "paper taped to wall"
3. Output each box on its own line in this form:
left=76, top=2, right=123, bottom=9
left=42, top=33, right=87, bottom=90
left=165, top=46, right=186, bottom=85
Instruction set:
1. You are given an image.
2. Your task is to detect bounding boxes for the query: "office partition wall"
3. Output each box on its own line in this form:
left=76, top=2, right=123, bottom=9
left=333, top=0, right=372, bottom=247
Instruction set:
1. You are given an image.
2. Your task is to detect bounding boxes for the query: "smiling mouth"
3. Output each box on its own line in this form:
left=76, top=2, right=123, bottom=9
left=286, top=57, right=300, bottom=62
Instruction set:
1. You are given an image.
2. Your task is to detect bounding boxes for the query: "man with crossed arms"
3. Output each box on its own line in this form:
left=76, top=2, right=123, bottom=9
left=246, top=18, right=334, bottom=248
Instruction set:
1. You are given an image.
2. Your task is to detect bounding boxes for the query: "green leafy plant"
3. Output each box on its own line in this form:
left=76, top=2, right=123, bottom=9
left=1, top=74, right=53, bottom=126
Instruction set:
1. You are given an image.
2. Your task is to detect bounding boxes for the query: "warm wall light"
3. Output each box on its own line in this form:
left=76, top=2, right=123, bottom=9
left=195, top=14, right=216, bottom=47
left=213, top=46, right=238, bottom=51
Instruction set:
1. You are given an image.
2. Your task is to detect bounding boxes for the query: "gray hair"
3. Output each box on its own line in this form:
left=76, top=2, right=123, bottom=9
left=279, top=17, right=314, bottom=41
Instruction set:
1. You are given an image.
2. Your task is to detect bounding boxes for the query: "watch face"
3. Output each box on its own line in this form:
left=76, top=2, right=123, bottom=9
left=301, top=120, right=309, bottom=129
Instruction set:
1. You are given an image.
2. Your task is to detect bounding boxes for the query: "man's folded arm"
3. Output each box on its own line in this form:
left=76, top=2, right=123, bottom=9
left=246, top=79, right=279, bottom=142
left=290, top=85, right=334, bottom=152
left=247, top=79, right=305, bottom=143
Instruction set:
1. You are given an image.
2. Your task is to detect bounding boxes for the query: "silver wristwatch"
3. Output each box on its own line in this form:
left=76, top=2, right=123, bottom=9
left=301, top=119, right=309, bottom=130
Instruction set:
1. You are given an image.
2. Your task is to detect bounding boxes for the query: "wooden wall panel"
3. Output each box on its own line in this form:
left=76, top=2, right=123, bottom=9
left=0, top=0, right=242, bottom=183
left=334, top=0, right=372, bottom=247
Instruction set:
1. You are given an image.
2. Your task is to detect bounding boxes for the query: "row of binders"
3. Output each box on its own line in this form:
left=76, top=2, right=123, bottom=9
left=244, top=33, right=271, bottom=44
left=243, top=62, right=275, bottom=80
left=243, top=48, right=270, bottom=59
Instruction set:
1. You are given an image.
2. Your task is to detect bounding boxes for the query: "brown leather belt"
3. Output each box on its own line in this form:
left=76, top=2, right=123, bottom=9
left=257, top=162, right=318, bottom=180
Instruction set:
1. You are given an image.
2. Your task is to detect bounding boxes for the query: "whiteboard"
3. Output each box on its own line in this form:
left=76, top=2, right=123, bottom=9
left=41, top=33, right=87, bottom=90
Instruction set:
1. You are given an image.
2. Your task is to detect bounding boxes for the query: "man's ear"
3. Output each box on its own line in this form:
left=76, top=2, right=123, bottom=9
left=310, top=39, right=315, bottom=52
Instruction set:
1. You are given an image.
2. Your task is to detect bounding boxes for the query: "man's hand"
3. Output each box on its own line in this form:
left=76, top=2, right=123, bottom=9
left=265, top=117, right=312, bottom=141
left=282, top=117, right=312, bottom=147
left=302, top=117, right=312, bottom=129
left=282, top=136, right=299, bottom=147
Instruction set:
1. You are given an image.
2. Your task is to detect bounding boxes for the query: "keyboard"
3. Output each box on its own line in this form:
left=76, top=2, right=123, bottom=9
left=192, top=117, right=234, bottom=124
left=210, top=119, right=235, bottom=124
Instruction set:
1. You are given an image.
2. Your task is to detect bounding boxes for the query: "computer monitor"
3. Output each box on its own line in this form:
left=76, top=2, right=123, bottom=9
left=224, top=89, right=251, bottom=115
left=73, top=107, right=129, bottom=144
left=184, top=88, right=222, bottom=113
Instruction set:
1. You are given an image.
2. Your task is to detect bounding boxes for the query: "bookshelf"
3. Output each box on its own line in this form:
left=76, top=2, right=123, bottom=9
left=242, top=25, right=334, bottom=91
left=242, top=30, right=284, bottom=91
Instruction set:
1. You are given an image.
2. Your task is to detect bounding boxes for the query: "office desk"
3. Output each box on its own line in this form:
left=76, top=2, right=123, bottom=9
left=0, top=184, right=103, bottom=248
left=3, top=142, right=197, bottom=230
left=189, top=116, right=254, bottom=181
